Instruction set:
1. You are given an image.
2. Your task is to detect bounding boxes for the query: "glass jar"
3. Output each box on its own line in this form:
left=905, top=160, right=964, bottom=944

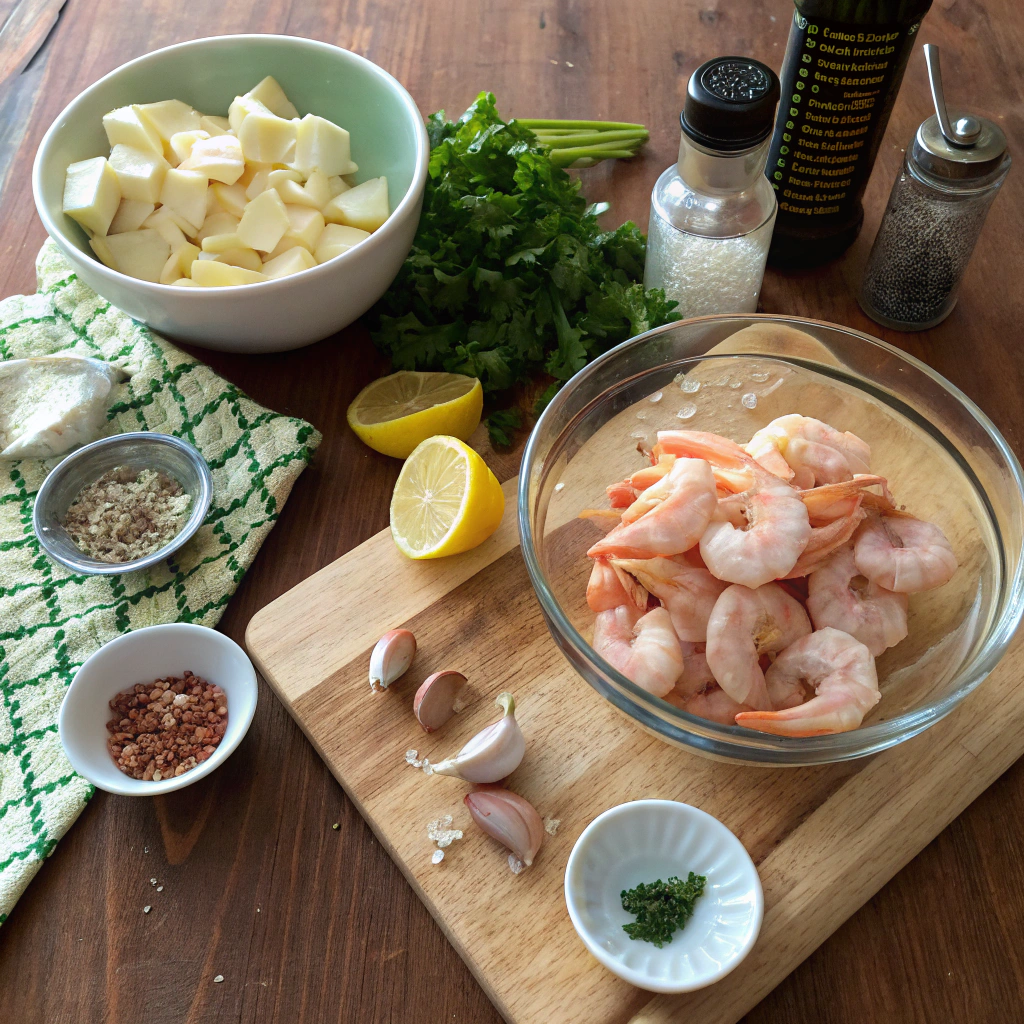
left=860, top=44, right=1011, bottom=331
left=644, top=56, right=780, bottom=319
left=860, top=154, right=1009, bottom=330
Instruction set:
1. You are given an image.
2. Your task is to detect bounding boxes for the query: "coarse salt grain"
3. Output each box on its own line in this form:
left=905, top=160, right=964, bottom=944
left=143, top=906, right=151, bottom=914
left=405, top=749, right=433, bottom=774
left=213, top=975, right=224, bottom=983
left=508, top=854, right=524, bottom=875
left=427, top=815, right=464, bottom=849
left=544, top=818, right=561, bottom=836
left=432, top=850, right=445, bottom=865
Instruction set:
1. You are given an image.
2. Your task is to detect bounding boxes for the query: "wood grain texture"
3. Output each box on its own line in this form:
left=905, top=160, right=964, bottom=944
left=0, top=0, right=1023, bottom=1022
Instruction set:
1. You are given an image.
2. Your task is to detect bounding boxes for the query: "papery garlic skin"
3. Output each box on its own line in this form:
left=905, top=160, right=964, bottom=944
left=464, top=788, right=544, bottom=867
left=368, top=629, right=416, bottom=691
left=431, top=692, right=525, bottom=783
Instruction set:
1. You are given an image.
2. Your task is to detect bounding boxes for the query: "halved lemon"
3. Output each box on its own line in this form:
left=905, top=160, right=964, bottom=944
left=390, top=435, right=505, bottom=559
left=347, top=371, right=483, bottom=458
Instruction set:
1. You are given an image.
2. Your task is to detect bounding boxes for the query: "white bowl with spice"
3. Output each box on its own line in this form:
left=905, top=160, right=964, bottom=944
left=33, top=431, right=212, bottom=575
left=564, top=800, right=763, bottom=994
left=59, top=622, right=258, bottom=795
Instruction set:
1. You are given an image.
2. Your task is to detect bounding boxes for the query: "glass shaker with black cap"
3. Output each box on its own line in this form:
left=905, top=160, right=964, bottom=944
left=644, top=56, right=781, bottom=318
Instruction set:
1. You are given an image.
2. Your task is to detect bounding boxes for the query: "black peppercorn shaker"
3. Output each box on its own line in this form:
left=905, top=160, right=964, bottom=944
left=859, top=45, right=1010, bottom=331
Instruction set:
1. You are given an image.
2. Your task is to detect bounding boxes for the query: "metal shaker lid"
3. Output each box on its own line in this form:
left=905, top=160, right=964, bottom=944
left=913, top=45, right=1009, bottom=182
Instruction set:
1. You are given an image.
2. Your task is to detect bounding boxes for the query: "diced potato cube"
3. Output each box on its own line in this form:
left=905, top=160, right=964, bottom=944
left=236, top=189, right=289, bottom=252
left=143, top=207, right=192, bottom=248
left=63, top=157, right=121, bottom=236
left=89, top=234, right=117, bottom=269
left=314, top=223, right=370, bottom=263
left=136, top=100, right=201, bottom=145
left=246, top=76, right=300, bottom=119
left=322, top=176, right=389, bottom=232
left=261, top=245, right=317, bottom=279
left=109, top=199, right=156, bottom=234
left=282, top=205, right=325, bottom=251
left=197, top=211, right=241, bottom=242
left=292, top=114, right=357, bottom=177
left=104, top=228, right=171, bottom=282
left=327, top=175, right=350, bottom=198
left=213, top=247, right=263, bottom=272
left=228, top=94, right=272, bottom=134
left=212, top=182, right=248, bottom=219
left=172, top=277, right=200, bottom=287
left=108, top=144, right=168, bottom=204
left=103, top=105, right=163, bottom=158
left=275, top=169, right=330, bottom=210
left=197, top=252, right=219, bottom=261
left=173, top=241, right=201, bottom=275
left=268, top=168, right=303, bottom=188
left=159, top=168, right=208, bottom=232
left=201, top=233, right=246, bottom=253
left=169, top=130, right=210, bottom=166
left=244, top=168, right=272, bottom=200
left=180, top=135, right=246, bottom=184
left=160, top=252, right=184, bottom=284
left=238, top=110, right=298, bottom=164
left=199, top=115, right=232, bottom=136
left=190, top=260, right=267, bottom=286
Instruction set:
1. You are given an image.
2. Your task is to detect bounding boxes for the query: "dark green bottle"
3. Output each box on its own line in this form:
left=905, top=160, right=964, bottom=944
left=766, top=0, right=933, bottom=267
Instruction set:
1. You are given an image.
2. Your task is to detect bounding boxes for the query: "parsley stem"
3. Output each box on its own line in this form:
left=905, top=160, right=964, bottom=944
left=537, top=129, right=649, bottom=149
left=517, top=118, right=647, bottom=131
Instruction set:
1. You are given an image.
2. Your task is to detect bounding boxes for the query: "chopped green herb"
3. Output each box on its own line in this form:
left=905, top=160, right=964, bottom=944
left=620, top=872, right=706, bottom=948
left=370, top=92, right=678, bottom=414
left=485, top=408, right=522, bottom=448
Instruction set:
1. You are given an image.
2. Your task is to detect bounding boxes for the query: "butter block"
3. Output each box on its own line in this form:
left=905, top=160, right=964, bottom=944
left=63, top=157, right=121, bottom=236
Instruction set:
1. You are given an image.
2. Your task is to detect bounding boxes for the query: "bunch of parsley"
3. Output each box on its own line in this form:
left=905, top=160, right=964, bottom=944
left=369, top=92, right=678, bottom=445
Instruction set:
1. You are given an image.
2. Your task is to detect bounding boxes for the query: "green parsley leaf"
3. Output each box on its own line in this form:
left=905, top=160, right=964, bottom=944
left=620, top=872, right=707, bottom=948
left=486, top=409, right=522, bottom=448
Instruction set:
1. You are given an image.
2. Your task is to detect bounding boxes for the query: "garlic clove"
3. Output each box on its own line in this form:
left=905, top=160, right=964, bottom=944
left=413, top=671, right=467, bottom=732
left=368, top=629, right=416, bottom=692
left=431, top=692, right=525, bottom=783
left=464, top=787, right=544, bottom=867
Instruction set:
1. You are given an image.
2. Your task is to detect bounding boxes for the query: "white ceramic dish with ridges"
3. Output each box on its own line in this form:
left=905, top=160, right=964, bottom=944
left=564, top=799, right=763, bottom=993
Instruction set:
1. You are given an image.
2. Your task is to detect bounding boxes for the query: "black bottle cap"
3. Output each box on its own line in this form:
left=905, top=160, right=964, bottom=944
left=681, top=56, right=780, bottom=152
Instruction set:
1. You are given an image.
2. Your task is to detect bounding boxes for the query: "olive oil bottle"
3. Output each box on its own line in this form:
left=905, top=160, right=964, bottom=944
left=766, top=0, right=933, bottom=267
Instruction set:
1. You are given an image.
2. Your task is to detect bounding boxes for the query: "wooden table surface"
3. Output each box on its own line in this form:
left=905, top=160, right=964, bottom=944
left=1, top=1, right=1023, bottom=1021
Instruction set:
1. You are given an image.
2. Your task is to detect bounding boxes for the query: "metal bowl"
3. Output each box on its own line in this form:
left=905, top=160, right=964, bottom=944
left=33, top=432, right=213, bottom=575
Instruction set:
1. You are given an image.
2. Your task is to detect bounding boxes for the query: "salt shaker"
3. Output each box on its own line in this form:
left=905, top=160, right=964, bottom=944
left=644, top=57, right=780, bottom=318
left=860, top=45, right=1010, bottom=331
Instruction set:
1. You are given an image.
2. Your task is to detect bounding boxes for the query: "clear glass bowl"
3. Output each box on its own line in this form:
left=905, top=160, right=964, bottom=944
left=518, top=316, right=1024, bottom=765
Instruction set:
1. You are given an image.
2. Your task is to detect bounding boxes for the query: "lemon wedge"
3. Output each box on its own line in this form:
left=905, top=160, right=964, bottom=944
left=347, top=371, right=483, bottom=458
left=390, top=436, right=504, bottom=559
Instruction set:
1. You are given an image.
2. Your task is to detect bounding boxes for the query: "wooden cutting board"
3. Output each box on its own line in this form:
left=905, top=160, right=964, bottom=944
left=245, top=469, right=1024, bottom=1024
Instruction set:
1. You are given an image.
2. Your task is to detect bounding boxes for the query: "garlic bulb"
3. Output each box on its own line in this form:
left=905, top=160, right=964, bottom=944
left=431, top=692, right=524, bottom=783
left=368, top=629, right=416, bottom=691
left=464, top=788, right=544, bottom=867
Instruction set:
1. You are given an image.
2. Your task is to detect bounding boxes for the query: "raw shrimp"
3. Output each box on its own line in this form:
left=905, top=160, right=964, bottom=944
left=655, top=431, right=811, bottom=588
left=605, top=455, right=678, bottom=509
left=807, top=545, right=908, bottom=656
left=587, top=457, right=717, bottom=560
left=854, top=515, right=957, bottom=593
left=609, top=556, right=728, bottom=642
left=800, top=475, right=892, bottom=523
left=782, top=499, right=865, bottom=579
left=666, top=683, right=753, bottom=725
left=735, top=628, right=879, bottom=736
left=592, top=605, right=683, bottom=697
left=746, top=415, right=871, bottom=489
left=587, top=557, right=648, bottom=613
left=705, top=582, right=812, bottom=711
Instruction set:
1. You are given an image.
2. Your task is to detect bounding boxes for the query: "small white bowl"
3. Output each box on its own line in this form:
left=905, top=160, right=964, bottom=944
left=59, top=623, right=257, bottom=795
left=564, top=800, right=763, bottom=993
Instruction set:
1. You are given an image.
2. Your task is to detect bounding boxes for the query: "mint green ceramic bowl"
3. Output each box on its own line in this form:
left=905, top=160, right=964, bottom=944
left=32, top=35, right=428, bottom=353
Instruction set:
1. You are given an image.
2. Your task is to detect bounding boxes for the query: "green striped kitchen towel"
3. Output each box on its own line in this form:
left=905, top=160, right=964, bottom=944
left=0, top=239, right=321, bottom=922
